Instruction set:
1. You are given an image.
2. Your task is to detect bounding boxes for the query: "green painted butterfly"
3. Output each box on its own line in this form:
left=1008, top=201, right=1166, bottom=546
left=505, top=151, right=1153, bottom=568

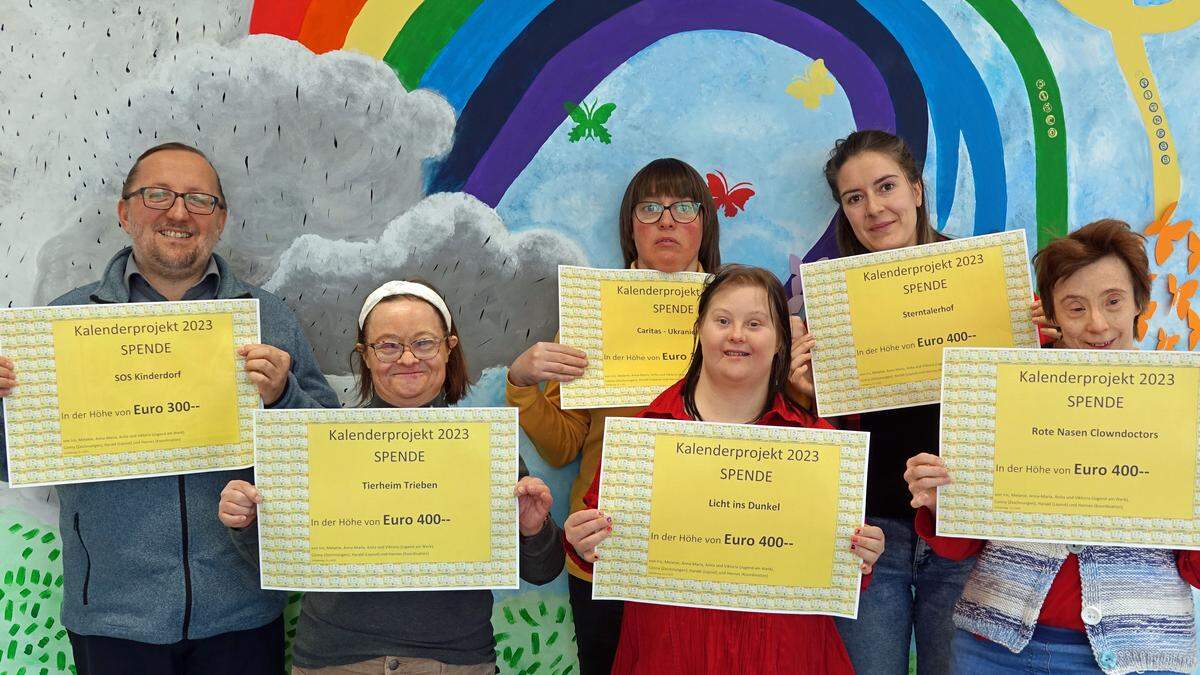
left=564, top=100, right=617, bottom=144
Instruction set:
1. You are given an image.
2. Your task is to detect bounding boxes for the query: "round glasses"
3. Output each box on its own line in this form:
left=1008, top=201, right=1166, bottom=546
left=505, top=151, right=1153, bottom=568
left=122, top=187, right=224, bottom=215
left=364, top=337, right=448, bottom=363
left=634, top=200, right=702, bottom=224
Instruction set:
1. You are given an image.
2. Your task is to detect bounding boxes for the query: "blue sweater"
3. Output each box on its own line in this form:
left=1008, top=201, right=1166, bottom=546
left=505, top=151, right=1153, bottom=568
left=0, top=247, right=340, bottom=643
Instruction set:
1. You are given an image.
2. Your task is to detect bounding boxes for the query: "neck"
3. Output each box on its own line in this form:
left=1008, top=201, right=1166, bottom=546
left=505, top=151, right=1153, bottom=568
left=140, top=268, right=207, bottom=302
left=376, top=390, right=442, bottom=408
left=634, top=258, right=700, bottom=273
left=693, top=368, right=771, bottom=423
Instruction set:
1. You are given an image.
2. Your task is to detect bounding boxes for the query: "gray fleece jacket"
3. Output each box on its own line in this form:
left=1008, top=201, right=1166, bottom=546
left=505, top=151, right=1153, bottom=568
left=0, top=247, right=340, bottom=644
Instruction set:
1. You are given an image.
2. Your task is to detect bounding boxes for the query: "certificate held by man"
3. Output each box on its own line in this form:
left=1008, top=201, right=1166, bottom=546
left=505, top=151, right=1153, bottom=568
left=1, top=299, right=261, bottom=486
left=592, top=416, right=869, bottom=617
left=254, top=406, right=519, bottom=591
left=799, top=230, right=1038, bottom=416
left=937, top=347, right=1200, bottom=549
left=558, top=265, right=707, bottom=409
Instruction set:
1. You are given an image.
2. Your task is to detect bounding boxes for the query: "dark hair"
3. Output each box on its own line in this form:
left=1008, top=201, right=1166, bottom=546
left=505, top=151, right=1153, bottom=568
left=1031, top=219, right=1150, bottom=327
left=121, top=142, right=227, bottom=208
left=681, top=264, right=806, bottom=420
left=618, top=158, right=721, bottom=271
left=823, top=130, right=940, bottom=256
left=353, top=279, right=472, bottom=405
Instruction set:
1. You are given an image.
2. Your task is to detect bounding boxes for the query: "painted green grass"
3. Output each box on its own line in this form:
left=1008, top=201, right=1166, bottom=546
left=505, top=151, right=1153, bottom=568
left=0, top=520, right=73, bottom=675
left=492, top=591, right=578, bottom=675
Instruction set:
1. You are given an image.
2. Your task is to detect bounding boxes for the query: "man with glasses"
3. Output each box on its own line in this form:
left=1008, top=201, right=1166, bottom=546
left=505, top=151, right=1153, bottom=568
left=0, top=142, right=339, bottom=674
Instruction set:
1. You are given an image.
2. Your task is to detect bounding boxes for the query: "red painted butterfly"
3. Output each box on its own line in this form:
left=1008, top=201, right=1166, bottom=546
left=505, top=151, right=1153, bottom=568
left=706, top=171, right=755, bottom=218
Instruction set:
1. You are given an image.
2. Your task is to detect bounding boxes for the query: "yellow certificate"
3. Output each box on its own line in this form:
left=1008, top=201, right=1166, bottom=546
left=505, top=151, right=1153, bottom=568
left=937, top=347, right=1200, bottom=548
left=592, top=416, right=869, bottom=616
left=1, top=300, right=260, bottom=487
left=558, top=265, right=707, bottom=409
left=254, top=407, right=519, bottom=591
left=799, top=230, right=1038, bottom=416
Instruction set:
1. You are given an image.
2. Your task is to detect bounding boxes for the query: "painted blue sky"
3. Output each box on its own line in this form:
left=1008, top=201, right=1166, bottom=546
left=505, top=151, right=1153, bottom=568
left=497, top=1, right=1199, bottom=347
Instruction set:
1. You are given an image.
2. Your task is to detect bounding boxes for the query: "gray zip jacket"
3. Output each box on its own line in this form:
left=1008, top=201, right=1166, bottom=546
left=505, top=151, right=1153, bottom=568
left=0, top=246, right=340, bottom=643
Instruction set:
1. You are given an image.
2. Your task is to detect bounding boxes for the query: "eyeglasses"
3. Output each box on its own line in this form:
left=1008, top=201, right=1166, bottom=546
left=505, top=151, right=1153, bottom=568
left=364, top=337, right=448, bottom=363
left=634, top=200, right=702, bottom=224
left=122, top=187, right=225, bottom=215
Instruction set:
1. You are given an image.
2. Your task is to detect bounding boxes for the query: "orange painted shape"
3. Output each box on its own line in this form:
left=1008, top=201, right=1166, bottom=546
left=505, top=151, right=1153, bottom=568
left=1189, top=232, right=1200, bottom=275
left=1145, top=201, right=1192, bottom=266
left=1137, top=300, right=1157, bottom=342
left=297, top=0, right=369, bottom=54
left=1168, top=274, right=1198, bottom=320
left=1189, top=308, right=1200, bottom=351
left=1157, top=327, right=1180, bottom=351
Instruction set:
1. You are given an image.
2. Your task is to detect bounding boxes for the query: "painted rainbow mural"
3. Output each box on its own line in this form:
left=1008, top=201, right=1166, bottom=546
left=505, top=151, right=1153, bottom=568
left=248, top=0, right=1078, bottom=258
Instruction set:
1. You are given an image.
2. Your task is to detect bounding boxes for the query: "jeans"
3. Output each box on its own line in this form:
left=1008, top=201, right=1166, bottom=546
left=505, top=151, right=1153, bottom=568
left=68, top=615, right=284, bottom=675
left=951, top=627, right=1178, bottom=674
left=835, top=516, right=974, bottom=675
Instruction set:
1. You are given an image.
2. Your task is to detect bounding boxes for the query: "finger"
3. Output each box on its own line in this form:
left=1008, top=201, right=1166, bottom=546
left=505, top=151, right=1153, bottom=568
left=0, top=357, right=13, bottom=370
left=547, top=343, right=589, bottom=361
left=904, top=464, right=950, bottom=482
left=543, top=371, right=583, bottom=384
left=235, top=482, right=262, bottom=503
left=219, top=513, right=249, bottom=527
left=565, top=509, right=602, bottom=527
left=544, top=351, right=589, bottom=370
left=575, top=526, right=612, bottom=552
left=860, top=562, right=874, bottom=574
left=545, top=362, right=587, bottom=378
left=243, top=357, right=280, bottom=375
left=246, top=372, right=270, bottom=387
left=220, top=502, right=256, bottom=517
left=221, top=488, right=258, bottom=509
left=906, top=452, right=943, bottom=469
left=908, top=476, right=952, bottom=492
left=789, top=316, right=807, bottom=335
left=851, top=534, right=884, bottom=556
left=239, top=345, right=280, bottom=363
left=570, top=515, right=611, bottom=541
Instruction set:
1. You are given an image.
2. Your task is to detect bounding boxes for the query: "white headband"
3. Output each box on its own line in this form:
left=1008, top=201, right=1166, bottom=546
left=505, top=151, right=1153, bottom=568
left=358, top=281, right=453, bottom=332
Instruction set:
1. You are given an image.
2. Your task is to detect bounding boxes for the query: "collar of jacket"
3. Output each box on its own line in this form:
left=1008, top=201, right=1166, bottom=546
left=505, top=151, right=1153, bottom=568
left=89, top=246, right=252, bottom=303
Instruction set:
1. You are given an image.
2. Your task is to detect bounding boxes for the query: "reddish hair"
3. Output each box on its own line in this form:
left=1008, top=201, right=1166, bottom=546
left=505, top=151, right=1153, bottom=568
left=1031, top=219, right=1150, bottom=325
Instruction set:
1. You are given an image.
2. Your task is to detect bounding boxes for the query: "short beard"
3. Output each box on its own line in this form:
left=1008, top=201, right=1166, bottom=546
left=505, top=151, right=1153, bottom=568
left=135, top=243, right=205, bottom=282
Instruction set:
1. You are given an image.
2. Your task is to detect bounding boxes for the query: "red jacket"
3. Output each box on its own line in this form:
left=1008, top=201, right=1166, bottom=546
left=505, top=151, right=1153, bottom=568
left=567, top=380, right=858, bottom=675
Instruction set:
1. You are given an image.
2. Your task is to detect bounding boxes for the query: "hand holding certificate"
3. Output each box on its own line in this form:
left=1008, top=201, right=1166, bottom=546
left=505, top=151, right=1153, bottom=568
left=558, top=265, right=707, bottom=409
left=799, top=230, right=1039, bottom=416
left=253, top=407, right=519, bottom=591
left=1, top=300, right=261, bottom=486
left=935, top=347, right=1200, bottom=549
left=588, top=417, right=870, bottom=617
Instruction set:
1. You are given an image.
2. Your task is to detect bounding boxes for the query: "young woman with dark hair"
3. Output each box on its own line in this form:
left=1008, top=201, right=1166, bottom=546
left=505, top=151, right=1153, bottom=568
left=565, top=264, right=883, bottom=674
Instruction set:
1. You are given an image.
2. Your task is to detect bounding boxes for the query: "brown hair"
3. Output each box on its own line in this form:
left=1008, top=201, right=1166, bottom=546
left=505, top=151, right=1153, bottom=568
left=618, top=158, right=721, bottom=271
left=1031, top=219, right=1150, bottom=326
left=681, top=264, right=807, bottom=420
left=823, top=130, right=941, bottom=256
left=121, top=142, right=227, bottom=208
left=352, top=279, right=472, bottom=405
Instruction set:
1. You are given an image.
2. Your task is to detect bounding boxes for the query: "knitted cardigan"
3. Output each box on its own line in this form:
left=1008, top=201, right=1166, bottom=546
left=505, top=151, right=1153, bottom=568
left=955, top=539, right=1196, bottom=675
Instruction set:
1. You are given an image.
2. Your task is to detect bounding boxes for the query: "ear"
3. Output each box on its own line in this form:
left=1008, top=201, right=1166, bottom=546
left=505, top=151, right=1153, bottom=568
left=212, top=201, right=228, bottom=240
left=447, top=334, right=459, bottom=351
left=913, top=179, right=924, bottom=208
left=117, top=197, right=132, bottom=234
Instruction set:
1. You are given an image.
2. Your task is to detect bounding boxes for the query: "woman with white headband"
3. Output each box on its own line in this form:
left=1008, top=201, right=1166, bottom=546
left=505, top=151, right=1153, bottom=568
left=217, top=278, right=565, bottom=675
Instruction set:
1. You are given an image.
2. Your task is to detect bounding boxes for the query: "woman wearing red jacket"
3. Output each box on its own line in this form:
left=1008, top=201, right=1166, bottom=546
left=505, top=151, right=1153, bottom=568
left=565, top=264, right=884, bottom=674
